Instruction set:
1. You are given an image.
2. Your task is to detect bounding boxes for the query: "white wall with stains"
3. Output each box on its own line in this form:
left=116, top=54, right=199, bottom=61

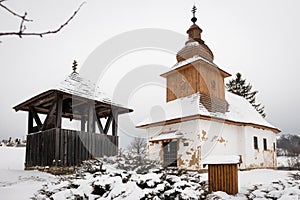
left=243, top=126, right=277, bottom=169
left=146, top=118, right=277, bottom=170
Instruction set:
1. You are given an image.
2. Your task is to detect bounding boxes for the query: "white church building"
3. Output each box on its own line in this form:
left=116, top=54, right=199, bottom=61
left=136, top=9, right=280, bottom=170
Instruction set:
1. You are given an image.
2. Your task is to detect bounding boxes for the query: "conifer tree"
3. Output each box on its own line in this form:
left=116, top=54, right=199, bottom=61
left=226, top=72, right=266, bottom=118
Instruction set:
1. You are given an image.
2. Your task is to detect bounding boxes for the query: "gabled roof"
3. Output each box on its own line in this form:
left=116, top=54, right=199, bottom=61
left=136, top=91, right=280, bottom=133
left=56, top=72, right=124, bottom=107
left=14, top=72, right=132, bottom=118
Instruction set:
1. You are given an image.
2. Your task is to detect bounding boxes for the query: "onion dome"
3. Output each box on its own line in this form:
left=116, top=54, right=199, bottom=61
left=176, top=6, right=214, bottom=62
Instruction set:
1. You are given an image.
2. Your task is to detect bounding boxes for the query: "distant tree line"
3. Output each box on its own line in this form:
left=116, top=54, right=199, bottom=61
left=277, top=134, right=300, bottom=156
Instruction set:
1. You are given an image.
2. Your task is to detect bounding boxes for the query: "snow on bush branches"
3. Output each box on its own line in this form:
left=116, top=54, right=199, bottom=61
left=34, top=152, right=209, bottom=200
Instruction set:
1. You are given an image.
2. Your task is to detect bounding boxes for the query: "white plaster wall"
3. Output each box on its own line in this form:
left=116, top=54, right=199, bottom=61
left=199, top=119, right=277, bottom=169
left=146, top=119, right=202, bottom=170
left=199, top=120, right=241, bottom=158
left=146, top=119, right=277, bottom=170
left=243, top=126, right=277, bottom=169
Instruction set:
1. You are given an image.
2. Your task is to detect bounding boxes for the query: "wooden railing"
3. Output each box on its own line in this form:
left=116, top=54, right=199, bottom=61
left=25, top=128, right=118, bottom=168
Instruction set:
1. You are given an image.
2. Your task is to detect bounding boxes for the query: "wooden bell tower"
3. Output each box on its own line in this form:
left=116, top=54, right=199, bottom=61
left=161, top=6, right=231, bottom=113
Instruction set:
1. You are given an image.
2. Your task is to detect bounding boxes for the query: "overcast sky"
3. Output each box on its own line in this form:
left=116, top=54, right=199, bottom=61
left=1, top=0, right=300, bottom=147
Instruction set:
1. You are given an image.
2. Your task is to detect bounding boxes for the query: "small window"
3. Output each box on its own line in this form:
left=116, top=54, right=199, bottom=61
left=253, top=136, right=258, bottom=149
left=263, top=138, right=267, bottom=150
left=273, top=142, right=276, bottom=151
left=211, top=80, right=216, bottom=90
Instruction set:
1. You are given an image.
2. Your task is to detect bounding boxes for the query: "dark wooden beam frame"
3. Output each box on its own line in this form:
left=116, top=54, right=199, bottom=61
left=87, top=101, right=95, bottom=133
left=95, top=112, right=105, bottom=134
left=41, top=99, right=57, bottom=131
left=104, top=111, right=113, bottom=134
left=56, top=93, right=63, bottom=128
left=29, top=106, right=42, bottom=130
left=112, top=109, right=118, bottom=137
left=28, top=111, right=33, bottom=134
left=81, top=116, right=86, bottom=132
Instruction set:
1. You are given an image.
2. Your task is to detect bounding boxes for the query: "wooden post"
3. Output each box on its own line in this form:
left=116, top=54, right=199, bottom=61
left=81, top=117, right=86, bottom=132
left=112, top=109, right=118, bottom=137
left=55, top=93, right=63, bottom=163
left=112, top=109, right=118, bottom=154
left=28, top=111, right=33, bottom=134
left=87, top=101, right=95, bottom=133
left=55, top=93, right=63, bottom=129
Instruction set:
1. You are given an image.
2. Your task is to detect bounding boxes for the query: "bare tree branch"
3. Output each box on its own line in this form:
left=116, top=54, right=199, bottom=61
left=0, top=2, right=85, bottom=38
left=0, top=2, right=32, bottom=22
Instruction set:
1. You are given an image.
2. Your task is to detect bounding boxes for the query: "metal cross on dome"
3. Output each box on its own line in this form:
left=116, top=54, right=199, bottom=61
left=191, top=5, right=197, bottom=23
left=72, top=60, right=78, bottom=73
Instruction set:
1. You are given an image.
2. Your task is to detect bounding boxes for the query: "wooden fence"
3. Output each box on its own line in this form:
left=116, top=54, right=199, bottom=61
left=25, top=128, right=118, bottom=168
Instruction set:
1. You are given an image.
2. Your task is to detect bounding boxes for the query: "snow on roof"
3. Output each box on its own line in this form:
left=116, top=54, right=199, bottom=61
left=55, top=72, right=126, bottom=108
left=202, top=155, right=241, bottom=165
left=225, top=92, right=274, bottom=128
left=171, top=55, right=217, bottom=71
left=136, top=93, right=202, bottom=127
left=149, top=130, right=183, bottom=142
left=137, top=91, right=278, bottom=131
left=186, top=41, right=200, bottom=47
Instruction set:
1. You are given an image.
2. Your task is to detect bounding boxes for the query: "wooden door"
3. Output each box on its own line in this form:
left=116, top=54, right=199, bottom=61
left=163, top=141, right=177, bottom=167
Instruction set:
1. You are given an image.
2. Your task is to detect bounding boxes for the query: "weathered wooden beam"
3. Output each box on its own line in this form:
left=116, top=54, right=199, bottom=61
left=87, top=102, right=95, bottom=133
left=104, top=111, right=113, bottom=134
left=55, top=128, right=60, bottom=163
left=38, top=96, right=56, bottom=108
left=96, top=108, right=111, bottom=115
left=33, top=94, right=55, bottom=107
left=29, top=106, right=42, bottom=130
left=30, top=107, right=49, bottom=115
left=28, top=111, right=33, bottom=134
left=62, top=112, right=84, bottom=121
left=95, top=103, right=111, bottom=108
left=14, top=90, right=54, bottom=112
left=42, top=99, right=57, bottom=131
left=56, top=93, right=63, bottom=128
left=112, top=109, right=119, bottom=137
left=95, top=112, right=105, bottom=134
left=81, top=117, right=86, bottom=132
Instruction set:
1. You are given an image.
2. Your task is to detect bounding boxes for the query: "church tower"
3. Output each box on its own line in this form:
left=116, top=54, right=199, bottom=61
left=137, top=6, right=279, bottom=171
left=161, top=6, right=231, bottom=113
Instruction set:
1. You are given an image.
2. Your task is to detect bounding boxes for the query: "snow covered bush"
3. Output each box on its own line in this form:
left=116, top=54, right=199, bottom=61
left=100, top=153, right=160, bottom=174
left=34, top=153, right=209, bottom=200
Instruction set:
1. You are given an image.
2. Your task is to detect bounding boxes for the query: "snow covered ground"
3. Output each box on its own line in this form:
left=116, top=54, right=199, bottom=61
left=0, top=147, right=59, bottom=200
left=0, top=147, right=299, bottom=199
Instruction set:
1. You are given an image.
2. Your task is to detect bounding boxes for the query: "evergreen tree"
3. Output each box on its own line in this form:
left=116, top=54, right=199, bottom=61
left=226, top=72, right=266, bottom=118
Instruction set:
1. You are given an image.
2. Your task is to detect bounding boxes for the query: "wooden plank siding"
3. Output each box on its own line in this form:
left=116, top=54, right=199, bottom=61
left=208, top=164, right=238, bottom=195
left=166, top=60, right=227, bottom=102
left=25, top=128, right=118, bottom=168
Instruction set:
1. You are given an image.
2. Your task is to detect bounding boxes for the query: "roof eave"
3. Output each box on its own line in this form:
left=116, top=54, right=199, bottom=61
left=136, top=114, right=281, bottom=134
left=13, top=89, right=133, bottom=114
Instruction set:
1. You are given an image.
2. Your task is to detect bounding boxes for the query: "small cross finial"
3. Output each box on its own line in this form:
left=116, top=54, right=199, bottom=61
left=72, top=60, right=78, bottom=73
left=191, top=5, right=197, bottom=23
